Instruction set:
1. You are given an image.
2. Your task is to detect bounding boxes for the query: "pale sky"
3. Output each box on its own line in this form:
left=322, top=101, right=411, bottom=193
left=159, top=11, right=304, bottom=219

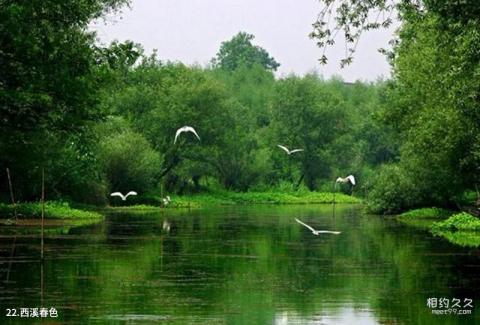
left=91, top=0, right=396, bottom=82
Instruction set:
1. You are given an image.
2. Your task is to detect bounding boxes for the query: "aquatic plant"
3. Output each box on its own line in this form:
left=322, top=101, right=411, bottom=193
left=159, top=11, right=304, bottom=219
left=0, top=201, right=102, bottom=220
left=431, top=212, right=480, bottom=232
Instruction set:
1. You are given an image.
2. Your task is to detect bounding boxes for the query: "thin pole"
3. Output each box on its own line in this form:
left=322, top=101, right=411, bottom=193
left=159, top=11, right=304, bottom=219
left=333, top=182, right=336, bottom=218
left=6, top=168, right=17, bottom=220
left=41, top=168, right=45, bottom=260
left=41, top=261, right=44, bottom=307
left=5, top=236, right=16, bottom=283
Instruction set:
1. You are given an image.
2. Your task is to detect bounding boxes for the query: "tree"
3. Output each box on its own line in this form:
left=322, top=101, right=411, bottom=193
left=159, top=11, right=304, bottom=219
left=310, top=0, right=480, bottom=66
left=212, top=32, right=280, bottom=71
left=270, top=75, right=348, bottom=190
left=97, top=118, right=161, bottom=194
left=316, top=1, right=480, bottom=211
left=0, top=0, right=129, bottom=201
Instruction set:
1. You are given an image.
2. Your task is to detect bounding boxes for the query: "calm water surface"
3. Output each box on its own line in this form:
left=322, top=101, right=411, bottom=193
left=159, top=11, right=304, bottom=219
left=1, top=204, right=479, bottom=324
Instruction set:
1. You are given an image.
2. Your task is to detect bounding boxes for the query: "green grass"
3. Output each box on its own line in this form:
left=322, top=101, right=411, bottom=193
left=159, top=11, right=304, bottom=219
left=0, top=201, right=102, bottom=220
left=394, top=207, right=452, bottom=231
left=398, top=208, right=452, bottom=219
left=431, top=212, right=480, bottom=232
left=396, top=208, right=452, bottom=229
left=430, top=231, right=480, bottom=248
left=396, top=209, right=480, bottom=247
left=429, top=212, right=480, bottom=248
left=108, top=190, right=361, bottom=210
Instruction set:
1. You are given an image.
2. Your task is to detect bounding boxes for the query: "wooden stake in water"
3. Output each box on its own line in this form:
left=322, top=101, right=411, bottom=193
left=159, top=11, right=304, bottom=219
left=41, top=168, right=45, bottom=260
left=6, top=168, right=17, bottom=220
left=41, top=260, right=44, bottom=307
left=6, top=236, right=16, bottom=283
left=333, top=182, right=337, bottom=218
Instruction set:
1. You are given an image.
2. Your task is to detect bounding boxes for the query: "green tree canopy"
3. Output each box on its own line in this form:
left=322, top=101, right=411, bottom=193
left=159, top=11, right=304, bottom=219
left=0, top=0, right=129, bottom=201
left=212, top=32, right=280, bottom=71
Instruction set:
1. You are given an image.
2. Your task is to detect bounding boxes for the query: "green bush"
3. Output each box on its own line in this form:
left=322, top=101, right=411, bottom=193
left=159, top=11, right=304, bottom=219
left=367, top=164, right=419, bottom=214
left=399, top=208, right=451, bottom=219
left=98, top=128, right=161, bottom=196
left=0, top=201, right=102, bottom=219
left=431, top=212, right=480, bottom=232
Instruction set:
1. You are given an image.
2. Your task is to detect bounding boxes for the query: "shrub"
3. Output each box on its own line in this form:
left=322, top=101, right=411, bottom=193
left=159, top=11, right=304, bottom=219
left=399, top=208, right=451, bottom=219
left=98, top=129, right=161, bottom=196
left=431, top=212, right=480, bottom=232
left=367, top=164, right=419, bottom=214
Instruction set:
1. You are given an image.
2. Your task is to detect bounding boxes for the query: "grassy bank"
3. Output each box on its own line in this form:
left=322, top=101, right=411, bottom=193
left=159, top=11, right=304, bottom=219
left=0, top=201, right=102, bottom=220
left=109, top=190, right=361, bottom=210
left=396, top=208, right=452, bottom=229
left=397, top=208, right=480, bottom=247
left=0, top=201, right=103, bottom=235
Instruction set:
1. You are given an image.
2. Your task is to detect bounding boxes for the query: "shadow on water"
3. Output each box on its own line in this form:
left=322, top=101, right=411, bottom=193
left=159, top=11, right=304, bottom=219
left=0, top=204, right=479, bottom=324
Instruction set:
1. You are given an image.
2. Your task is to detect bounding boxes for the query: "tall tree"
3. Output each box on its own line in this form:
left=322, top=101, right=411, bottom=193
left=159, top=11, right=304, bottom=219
left=212, top=32, right=280, bottom=71
left=0, top=0, right=129, bottom=201
left=315, top=1, right=480, bottom=211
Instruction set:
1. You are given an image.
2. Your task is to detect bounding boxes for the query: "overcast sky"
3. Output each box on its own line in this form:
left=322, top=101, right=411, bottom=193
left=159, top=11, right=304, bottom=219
left=91, top=0, right=396, bottom=82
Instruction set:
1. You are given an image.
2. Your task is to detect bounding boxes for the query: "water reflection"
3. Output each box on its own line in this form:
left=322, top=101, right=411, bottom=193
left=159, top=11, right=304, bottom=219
left=0, top=205, right=479, bottom=324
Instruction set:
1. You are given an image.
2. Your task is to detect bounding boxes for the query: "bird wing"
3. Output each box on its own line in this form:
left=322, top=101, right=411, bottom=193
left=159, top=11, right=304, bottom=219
left=166, top=196, right=171, bottom=201
left=335, top=177, right=345, bottom=183
left=295, top=218, right=316, bottom=232
left=290, top=149, right=304, bottom=154
left=317, top=230, right=341, bottom=235
left=125, top=191, right=137, bottom=198
left=174, top=127, right=185, bottom=144
left=277, top=145, right=290, bottom=154
left=110, top=192, right=125, bottom=200
left=185, top=126, right=201, bottom=141
left=347, top=175, right=356, bottom=185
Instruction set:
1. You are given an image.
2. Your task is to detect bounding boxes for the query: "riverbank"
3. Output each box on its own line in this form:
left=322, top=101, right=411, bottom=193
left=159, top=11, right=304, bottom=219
left=108, top=190, right=361, bottom=210
left=396, top=207, right=480, bottom=247
left=0, top=201, right=103, bottom=235
left=0, top=191, right=360, bottom=218
left=0, top=201, right=102, bottom=220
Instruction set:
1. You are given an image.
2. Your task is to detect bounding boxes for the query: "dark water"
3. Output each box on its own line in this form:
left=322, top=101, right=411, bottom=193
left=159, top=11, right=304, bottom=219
left=0, top=204, right=479, bottom=324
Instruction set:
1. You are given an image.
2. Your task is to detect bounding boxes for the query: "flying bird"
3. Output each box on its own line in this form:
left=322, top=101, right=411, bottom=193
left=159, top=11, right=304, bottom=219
left=162, top=196, right=171, bottom=206
left=277, top=145, right=304, bottom=155
left=110, top=191, right=137, bottom=201
left=295, top=218, right=341, bottom=235
left=174, top=126, right=200, bottom=144
left=336, top=175, right=356, bottom=186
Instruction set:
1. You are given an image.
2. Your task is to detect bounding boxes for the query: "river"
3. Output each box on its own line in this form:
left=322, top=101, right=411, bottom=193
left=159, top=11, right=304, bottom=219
left=0, top=204, right=479, bottom=324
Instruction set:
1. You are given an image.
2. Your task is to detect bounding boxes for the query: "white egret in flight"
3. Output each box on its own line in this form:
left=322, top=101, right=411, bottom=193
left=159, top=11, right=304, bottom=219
left=162, top=196, right=171, bottom=206
left=174, top=126, right=200, bottom=144
left=110, top=191, right=137, bottom=201
left=277, top=145, right=304, bottom=155
left=336, top=175, right=356, bottom=186
left=295, top=218, right=341, bottom=235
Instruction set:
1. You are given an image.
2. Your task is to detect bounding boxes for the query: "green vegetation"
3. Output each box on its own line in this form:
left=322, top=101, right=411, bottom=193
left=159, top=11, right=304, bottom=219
left=396, top=209, right=480, bottom=247
left=431, top=212, right=480, bottom=232
left=0, top=201, right=103, bottom=235
left=398, top=208, right=452, bottom=220
left=169, top=190, right=360, bottom=207
left=431, top=231, right=480, bottom=248
left=0, top=201, right=102, bottom=220
left=430, top=212, right=480, bottom=247
left=317, top=1, right=480, bottom=214
left=107, top=190, right=360, bottom=210
left=396, top=208, right=451, bottom=230
left=0, top=0, right=479, bottom=228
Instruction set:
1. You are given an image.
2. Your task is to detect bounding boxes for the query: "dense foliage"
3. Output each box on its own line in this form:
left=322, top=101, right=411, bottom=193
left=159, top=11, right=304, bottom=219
left=0, top=0, right=129, bottom=203
left=1, top=0, right=478, bottom=216
left=212, top=32, right=280, bottom=71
